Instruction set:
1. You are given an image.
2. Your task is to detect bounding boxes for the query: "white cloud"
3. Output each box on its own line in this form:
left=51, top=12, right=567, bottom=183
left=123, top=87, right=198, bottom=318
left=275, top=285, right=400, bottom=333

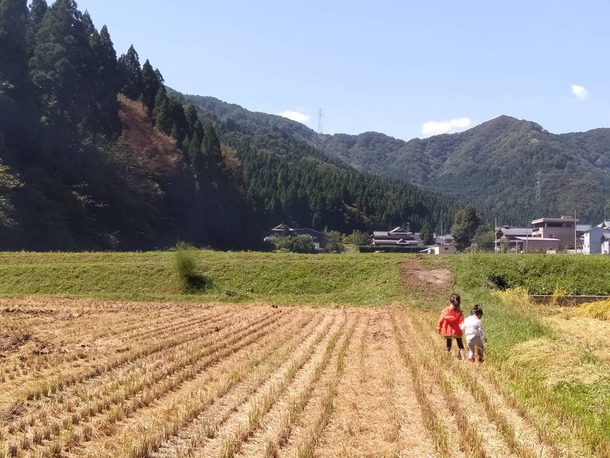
left=571, top=84, right=588, bottom=101
left=278, top=110, right=310, bottom=124
left=421, top=117, right=472, bottom=137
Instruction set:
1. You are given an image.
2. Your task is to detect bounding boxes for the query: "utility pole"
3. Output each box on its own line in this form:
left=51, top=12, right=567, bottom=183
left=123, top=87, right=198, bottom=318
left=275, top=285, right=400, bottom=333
left=574, top=210, right=578, bottom=253
left=494, top=217, right=498, bottom=252
left=317, top=108, right=323, bottom=134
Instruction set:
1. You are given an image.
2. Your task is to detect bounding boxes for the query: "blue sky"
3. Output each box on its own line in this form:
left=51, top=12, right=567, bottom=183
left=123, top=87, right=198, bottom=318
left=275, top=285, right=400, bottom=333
left=76, top=0, right=610, bottom=141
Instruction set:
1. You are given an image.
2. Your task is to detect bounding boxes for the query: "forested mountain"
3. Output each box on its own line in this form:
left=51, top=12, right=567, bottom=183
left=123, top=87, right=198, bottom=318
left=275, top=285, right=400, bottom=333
left=188, top=93, right=610, bottom=226
left=182, top=94, right=457, bottom=235
left=0, top=0, right=457, bottom=250
left=320, top=117, right=610, bottom=225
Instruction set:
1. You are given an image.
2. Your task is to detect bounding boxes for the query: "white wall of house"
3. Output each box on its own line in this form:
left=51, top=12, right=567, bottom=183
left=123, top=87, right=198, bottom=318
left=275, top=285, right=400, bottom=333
left=430, top=245, right=456, bottom=254
left=583, top=227, right=607, bottom=254
left=583, top=227, right=610, bottom=254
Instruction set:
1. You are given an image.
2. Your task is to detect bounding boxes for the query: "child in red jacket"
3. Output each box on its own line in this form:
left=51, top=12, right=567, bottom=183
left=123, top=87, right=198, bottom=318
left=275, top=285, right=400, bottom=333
left=437, top=293, right=465, bottom=359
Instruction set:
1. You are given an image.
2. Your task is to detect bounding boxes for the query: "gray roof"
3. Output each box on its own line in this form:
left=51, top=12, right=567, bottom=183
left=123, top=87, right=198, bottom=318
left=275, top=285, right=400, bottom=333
left=515, top=236, right=560, bottom=241
left=498, top=227, right=533, bottom=236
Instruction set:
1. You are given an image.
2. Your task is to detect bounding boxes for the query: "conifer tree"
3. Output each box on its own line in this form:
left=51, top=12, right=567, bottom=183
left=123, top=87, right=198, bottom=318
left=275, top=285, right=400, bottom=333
left=88, top=25, right=120, bottom=136
left=29, top=0, right=94, bottom=130
left=140, top=59, right=162, bottom=115
left=26, top=0, right=47, bottom=48
left=185, top=104, right=198, bottom=129
left=451, top=204, right=481, bottom=251
left=152, top=87, right=173, bottom=133
left=117, top=45, right=143, bottom=100
left=0, top=0, right=30, bottom=143
left=94, top=26, right=118, bottom=88
left=419, top=221, right=434, bottom=245
left=203, top=122, right=223, bottom=170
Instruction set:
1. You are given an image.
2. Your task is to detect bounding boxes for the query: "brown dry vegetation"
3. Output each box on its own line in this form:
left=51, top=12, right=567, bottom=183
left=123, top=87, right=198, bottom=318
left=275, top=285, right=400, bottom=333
left=0, top=270, right=596, bottom=457
left=117, top=94, right=180, bottom=175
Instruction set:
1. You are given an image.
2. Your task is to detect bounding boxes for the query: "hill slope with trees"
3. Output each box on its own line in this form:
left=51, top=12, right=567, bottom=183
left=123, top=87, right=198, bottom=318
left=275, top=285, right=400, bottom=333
left=0, top=0, right=457, bottom=250
left=189, top=93, right=610, bottom=226
left=321, top=116, right=610, bottom=225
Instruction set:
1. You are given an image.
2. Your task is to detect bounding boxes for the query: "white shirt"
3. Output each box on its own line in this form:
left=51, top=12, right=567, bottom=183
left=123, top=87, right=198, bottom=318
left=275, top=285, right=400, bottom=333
left=461, top=315, right=486, bottom=342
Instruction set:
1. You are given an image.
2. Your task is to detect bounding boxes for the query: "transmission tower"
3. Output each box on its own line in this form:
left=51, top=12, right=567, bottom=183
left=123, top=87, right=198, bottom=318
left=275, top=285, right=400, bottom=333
left=535, top=171, right=541, bottom=200
left=317, top=108, right=323, bottom=134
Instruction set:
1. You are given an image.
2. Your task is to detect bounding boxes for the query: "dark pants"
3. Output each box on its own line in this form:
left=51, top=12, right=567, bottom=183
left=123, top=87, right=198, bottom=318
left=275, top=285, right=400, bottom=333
left=445, top=337, right=464, bottom=351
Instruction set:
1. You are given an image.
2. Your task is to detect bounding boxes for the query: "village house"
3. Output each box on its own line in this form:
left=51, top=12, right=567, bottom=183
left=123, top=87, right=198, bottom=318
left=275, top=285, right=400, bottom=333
left=529, top=215, right=577, bottom=251
left=581, top=223, right=610, bottom=254
left=495, top=216, right=578, bottom=253
left=371, top=226, right=422, bottom=251
left=495, top=226, right=533, bottom=251
left=268, top=223, right=328, bottom=250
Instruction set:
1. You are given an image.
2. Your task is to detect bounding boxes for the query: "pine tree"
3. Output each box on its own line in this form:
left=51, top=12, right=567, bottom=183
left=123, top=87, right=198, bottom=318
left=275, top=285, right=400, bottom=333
left=419, top=221, right=434, bottom=245
left=117, top=45, right=143, bottom=100
left=25, top=0, right=47, bottom=49
left=140, top=59, right=162, bottom=115
left=152, top=87, right=173, bottom=134
left=0, top=0, right=30, bottom=143
left=94, top=26, right=118, bottom=89
left=88, top=25, right=120, bottom=136
left=451, top=204, right=481, bottom=251
left=29, top=0, right=94, bottom=130
left=203, top=122, right=223, bottom=170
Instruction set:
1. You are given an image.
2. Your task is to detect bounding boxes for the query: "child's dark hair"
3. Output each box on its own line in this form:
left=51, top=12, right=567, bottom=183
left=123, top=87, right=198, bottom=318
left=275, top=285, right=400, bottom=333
left=450, top=293, right=461, bottom=308
left=472, top=304, right=483, bottom=317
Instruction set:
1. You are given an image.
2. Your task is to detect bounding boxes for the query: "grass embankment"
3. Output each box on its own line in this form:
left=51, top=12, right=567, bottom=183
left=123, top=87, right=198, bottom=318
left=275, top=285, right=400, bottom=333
left=0, top=251, right=407, bottom=306
left=446, top=254, right=610, bottom=455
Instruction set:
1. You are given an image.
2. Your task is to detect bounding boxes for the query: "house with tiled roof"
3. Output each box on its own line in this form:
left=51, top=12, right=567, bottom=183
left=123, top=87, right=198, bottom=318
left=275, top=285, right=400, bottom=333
left=269, top=224, right=328, bottom=250
left=372, top=226, right=422, bottom=250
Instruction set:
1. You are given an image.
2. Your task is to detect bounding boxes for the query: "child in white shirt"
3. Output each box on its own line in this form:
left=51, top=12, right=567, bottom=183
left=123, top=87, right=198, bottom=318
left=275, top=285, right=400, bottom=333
left=460, top=304, right=486, bottom=362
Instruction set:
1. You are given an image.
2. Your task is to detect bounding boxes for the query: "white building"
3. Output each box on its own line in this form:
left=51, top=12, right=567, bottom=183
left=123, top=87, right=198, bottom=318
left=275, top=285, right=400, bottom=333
left=583, top=226, right=610, bottom=254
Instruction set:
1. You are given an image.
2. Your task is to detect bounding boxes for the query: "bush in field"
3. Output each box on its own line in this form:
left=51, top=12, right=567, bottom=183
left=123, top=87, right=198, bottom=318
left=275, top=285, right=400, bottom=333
left=174, top=243, right=209, bottom=293
left=272, top=235, right=316, bottom=253
left=344, top=230, right=371, bottom=247
left=325, top=231, right=345, bottom=253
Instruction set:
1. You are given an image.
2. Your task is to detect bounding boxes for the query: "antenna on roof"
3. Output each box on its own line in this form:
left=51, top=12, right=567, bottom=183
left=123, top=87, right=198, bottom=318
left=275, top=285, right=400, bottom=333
left=317, top=108, right=323, bottom=134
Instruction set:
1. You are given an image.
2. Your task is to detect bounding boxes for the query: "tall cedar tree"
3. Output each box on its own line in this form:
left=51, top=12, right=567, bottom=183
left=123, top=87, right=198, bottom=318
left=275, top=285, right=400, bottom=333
left=451, top=205, right=481, bottom=251
left=140, top=59, right=162, bottom=115
left=0, top=0, right=30, bottom=146
left=29, top=0, right=96, bottom=136
left=117, top=45, right=143, bottom=100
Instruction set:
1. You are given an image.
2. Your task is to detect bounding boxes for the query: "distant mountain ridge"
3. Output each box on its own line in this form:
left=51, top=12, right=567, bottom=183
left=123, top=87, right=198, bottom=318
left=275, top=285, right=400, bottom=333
left=321, top=116, right=610, bottom=225
left=183, top=93, right=610, bottom=226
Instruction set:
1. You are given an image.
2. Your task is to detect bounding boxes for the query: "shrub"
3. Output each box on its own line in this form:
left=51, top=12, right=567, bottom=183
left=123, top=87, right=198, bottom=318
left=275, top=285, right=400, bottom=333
left=272, top=235, right=316, bottom=254
left=173, top=243, right=209, bottom=293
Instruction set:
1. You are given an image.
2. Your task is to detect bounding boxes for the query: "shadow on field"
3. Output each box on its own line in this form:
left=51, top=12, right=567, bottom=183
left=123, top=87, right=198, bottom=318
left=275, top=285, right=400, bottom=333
left=184, top=274, right=212, bottom=293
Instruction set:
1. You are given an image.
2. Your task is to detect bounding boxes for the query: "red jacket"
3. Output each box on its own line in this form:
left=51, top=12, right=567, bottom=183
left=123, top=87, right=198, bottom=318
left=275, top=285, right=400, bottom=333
left=437, top=305, right=464, bottom=337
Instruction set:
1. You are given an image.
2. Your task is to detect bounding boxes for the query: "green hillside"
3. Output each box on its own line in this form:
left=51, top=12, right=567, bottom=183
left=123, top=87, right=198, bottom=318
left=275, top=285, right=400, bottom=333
left=322, top=116, right=610, bottom=225
left=184, top=92, right=610, bottom=227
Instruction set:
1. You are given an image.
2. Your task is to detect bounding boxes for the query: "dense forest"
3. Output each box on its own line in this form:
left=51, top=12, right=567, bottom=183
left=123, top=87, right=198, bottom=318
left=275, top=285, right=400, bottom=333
left=0, top=0, right=456, bottom=250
